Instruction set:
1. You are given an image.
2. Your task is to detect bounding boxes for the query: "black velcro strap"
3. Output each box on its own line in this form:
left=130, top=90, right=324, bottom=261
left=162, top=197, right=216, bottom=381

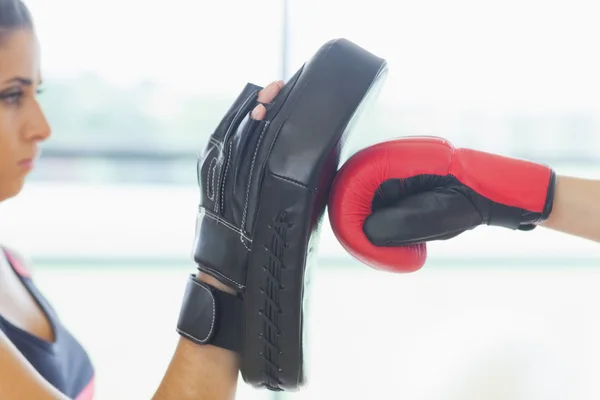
left=176, top=275, right=244, bottom=353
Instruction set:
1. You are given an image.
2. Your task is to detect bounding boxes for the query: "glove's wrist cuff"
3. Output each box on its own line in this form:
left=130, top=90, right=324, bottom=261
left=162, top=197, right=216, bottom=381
left=517, top=169, right=557, bottom=230
left=177, top=275, right=244, bottom=353
left=540, top=169, right=557, bottom=222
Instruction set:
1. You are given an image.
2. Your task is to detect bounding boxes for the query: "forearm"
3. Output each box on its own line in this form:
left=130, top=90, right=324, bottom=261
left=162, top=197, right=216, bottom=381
left=540, top=175, right=600, bottom=242
left=152, top=274, right=240, bottom=400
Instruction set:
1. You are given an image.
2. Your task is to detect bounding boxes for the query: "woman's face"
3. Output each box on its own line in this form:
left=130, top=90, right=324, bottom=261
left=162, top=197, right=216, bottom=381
left=0, top=29, right=50, bottom=202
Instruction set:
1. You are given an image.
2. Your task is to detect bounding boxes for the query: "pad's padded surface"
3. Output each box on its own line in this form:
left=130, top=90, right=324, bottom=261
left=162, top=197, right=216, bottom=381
left=239, top=38, right=388, bottom=391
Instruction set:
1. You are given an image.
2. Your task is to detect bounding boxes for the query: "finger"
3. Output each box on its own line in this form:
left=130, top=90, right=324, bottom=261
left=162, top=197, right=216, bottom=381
left=257, top=80, right=284, bottom=104
left=251, top=103, right=267, bottom=120
left=252, top=80, right=283, bottom=120
left=363, top=190, right=482, bottom=246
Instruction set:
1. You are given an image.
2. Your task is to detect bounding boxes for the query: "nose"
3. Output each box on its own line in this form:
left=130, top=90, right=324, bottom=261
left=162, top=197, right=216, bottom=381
left=22, top=100, right=51, bottom=142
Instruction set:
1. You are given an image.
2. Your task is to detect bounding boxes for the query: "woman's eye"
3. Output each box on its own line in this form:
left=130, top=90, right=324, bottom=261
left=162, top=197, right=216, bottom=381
left=0, top=91, right=23, bottom=105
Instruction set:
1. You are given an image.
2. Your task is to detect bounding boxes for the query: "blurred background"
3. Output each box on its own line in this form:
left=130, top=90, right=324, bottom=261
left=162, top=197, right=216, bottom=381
left=1, top=0, right=600, bottom=398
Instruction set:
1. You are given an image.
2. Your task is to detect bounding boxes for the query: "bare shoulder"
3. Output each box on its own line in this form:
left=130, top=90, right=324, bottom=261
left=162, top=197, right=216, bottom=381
left=0, top=245, right=33, bottom=278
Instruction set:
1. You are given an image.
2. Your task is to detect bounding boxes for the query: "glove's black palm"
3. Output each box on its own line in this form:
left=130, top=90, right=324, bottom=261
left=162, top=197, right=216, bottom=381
left=194, top=83, right=271, bottom=288
left=364, top=175, right=532, bottom=246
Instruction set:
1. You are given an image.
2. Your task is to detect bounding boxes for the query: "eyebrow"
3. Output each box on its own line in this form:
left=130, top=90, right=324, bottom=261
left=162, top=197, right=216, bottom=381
left=3, top=77, right=42, bottom=86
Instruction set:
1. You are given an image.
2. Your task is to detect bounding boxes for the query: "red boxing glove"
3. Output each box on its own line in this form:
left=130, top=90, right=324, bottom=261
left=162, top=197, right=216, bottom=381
left=328, top=136, right=556, bottom=273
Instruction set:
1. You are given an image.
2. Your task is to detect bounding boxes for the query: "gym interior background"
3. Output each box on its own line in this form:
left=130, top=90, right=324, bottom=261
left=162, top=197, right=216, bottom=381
left=1, top=0, right=600, bottom=399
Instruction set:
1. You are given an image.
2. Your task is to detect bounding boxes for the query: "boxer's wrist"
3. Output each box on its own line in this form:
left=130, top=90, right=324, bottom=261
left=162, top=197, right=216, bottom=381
left=196, top=271, right=236, bottom=295
left=176, top=271, right=241, bottom=353
left=157, top=272, right=240, bottom=400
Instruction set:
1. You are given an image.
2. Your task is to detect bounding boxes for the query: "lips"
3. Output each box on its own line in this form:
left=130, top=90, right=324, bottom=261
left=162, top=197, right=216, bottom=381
left=18, top=149, right=39, bottom=169
left=18, top=158, right=35, bottom=170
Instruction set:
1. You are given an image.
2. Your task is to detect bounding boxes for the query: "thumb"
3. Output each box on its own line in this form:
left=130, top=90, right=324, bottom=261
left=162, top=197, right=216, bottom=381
left=363, top=188, right=483, bottom=246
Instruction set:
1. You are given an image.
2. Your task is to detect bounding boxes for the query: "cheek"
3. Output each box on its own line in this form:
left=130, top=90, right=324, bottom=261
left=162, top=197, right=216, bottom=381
left=0, top=111, right=19, bottom=172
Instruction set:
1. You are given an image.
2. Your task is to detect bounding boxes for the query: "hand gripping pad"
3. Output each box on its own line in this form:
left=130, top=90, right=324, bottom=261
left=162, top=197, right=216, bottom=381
left=192, top=38, right=387, bottom=391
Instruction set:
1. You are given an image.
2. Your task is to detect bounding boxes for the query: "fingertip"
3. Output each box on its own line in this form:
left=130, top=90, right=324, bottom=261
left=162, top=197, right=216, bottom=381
left=251, top=104, right=266, bottom=120
left=257, top=81, right=281, bottom=103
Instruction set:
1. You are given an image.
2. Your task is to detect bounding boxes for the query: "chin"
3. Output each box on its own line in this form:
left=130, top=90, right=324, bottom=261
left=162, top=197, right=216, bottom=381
left=0, top=178, right=26, bottom=202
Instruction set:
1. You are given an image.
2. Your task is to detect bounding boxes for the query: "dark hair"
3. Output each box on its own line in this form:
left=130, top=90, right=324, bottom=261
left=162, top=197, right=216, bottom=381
left=0, top=0, right=33, bottom=43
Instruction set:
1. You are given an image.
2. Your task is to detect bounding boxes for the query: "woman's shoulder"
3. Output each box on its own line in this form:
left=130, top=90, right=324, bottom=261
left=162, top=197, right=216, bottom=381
left=0, top=245, right=96, bottom=399
left=0, top=245, right=32, bottom=278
